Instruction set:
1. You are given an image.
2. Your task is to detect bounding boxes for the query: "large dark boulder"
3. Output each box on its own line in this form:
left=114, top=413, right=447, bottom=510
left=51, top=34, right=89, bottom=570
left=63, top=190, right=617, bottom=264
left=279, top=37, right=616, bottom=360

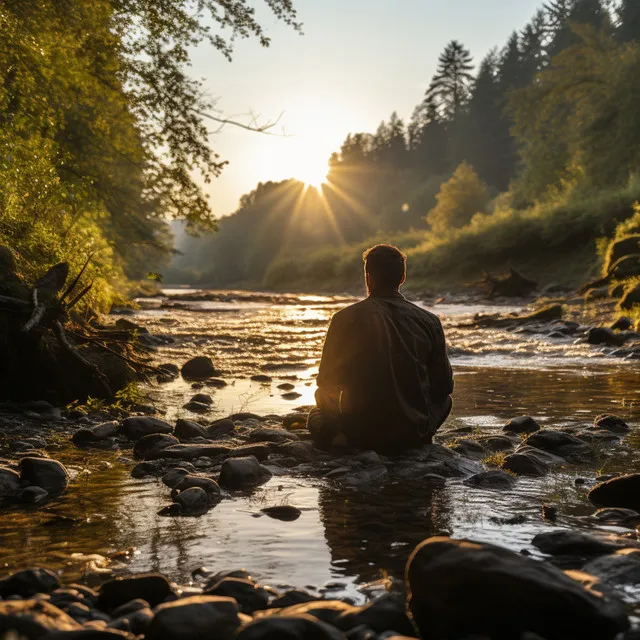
left=463, top=470, right=516, bottom=491
left=589, top=474, right=640, bottom=510
left=173, top=486, right=210, bottom=515
left=145, top=443, right=232, bottom=461
left=503, top=452, right=549, bottom=477
left=593, top=414, right=630, bottom=435
left=120, top=417, right=173, bottom=441
left=145, top=595, right=241, bottom=640
left=524, top=430, right=592, bottom=463
left=97, top=573, right=173, bottom=612
left=0, top=466, right=21, bottom=495
left=583, top=550, right=640, bottom=586
left=218, top=456, right=272, bottom=490
left=236, top=614, right=344, bottom=639
left=204, top=577, right=269, bottom=613
left=532, top=530, right=630, bottom=558
left=0, top=599, right=81, bottom=638
left=181, top=357, right=217, bottom=380
left=335, top=594, right=414, bottom=636
left=174, top=419, right=209, bottom=441
left=72, top=421, right=119, bottom=447
left=0, top=568, right=60, bottom=598
left=19, top=457, right=69, bottom=496
left=405, top=536, right=628, bottom=640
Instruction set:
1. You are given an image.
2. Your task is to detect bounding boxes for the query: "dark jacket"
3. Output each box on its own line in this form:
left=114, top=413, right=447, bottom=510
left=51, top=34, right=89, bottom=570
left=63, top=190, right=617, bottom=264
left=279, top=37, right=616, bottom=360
left=316, top=292, right=453, bottom=445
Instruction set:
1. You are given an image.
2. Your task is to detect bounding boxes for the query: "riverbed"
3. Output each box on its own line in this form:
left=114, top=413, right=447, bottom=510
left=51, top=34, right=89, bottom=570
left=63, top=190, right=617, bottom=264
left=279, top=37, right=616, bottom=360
left=0, top=290, right=638, bottom=605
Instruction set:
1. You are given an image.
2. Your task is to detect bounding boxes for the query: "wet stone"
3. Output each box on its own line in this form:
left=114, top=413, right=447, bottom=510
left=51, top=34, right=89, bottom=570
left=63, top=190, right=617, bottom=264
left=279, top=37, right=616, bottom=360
left=218, top=456, right=272, bottom=490
left=503, top=416, right=541, bottom=435
left=205, top=578, right=269, bottom=614
left=589, top=473, right=640, bottom=510
left=183, top=401, right=212, bottom=414
left=173, top=486, right=210, bottom=516
left=591, top=508, right=640, bottom=528
left=236, top=615, right=344, bottom=640
left=145, top=595, right=241, bottom=640
left=475, top=435, right=516, bottom=453
left=21, top=486, right=49, bottom=504
left=207, top=418, right=236, bottom=439
left=181, top=356, right=218, bottom=381
left=0, top=466, right=21, bottom=496
left=502, top=452, right=549, bottom=477
left=190, top=393, right=213, bottom=405
left=97, top=573, right=173, bottom=612
left=593, top=414, right=630, bottom=435
left=261, top=505, right=302, bottom=521
left=0, top=568, right=60, bottom=598
left=582, top=549, right=640, bottom=586
left=120, top=417, right=173, bottom=441
left=449, top=439, right=487, bottom=460
left=524, top=430, right=593, bottom=463
left=72, top=421, right=119, bottom=447
left=532, top=530, right=631, bottom=557
left=463, top=470, right=516, bottom=491
left=19, top=457, right=69, bottom=496
left=335, top=594, right=414, bottom=636
left=0, top=599, right=81, bottom=636
left=174, top=419, right=208, bottom=440
left=133, top=433, right=179, bottom=460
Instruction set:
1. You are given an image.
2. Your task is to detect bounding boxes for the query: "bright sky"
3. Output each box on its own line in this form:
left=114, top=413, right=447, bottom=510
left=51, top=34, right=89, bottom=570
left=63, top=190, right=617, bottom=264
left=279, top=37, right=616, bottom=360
left=191, top=0, right=543, bottom=216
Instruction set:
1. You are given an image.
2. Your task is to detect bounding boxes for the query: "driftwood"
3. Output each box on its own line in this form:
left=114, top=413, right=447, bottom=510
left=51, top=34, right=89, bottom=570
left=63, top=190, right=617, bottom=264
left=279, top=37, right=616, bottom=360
left=477, top=269, right=538, bottom=299
left=0, top=252, right=154, bottom=403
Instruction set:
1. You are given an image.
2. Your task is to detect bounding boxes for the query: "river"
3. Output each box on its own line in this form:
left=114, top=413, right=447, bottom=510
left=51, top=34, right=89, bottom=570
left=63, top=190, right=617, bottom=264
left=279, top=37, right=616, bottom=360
left=0, top=290, right=638, bottom=604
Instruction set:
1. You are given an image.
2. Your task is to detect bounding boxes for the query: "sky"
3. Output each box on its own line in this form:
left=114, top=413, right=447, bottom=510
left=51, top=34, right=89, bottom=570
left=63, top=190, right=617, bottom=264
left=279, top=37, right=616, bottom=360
left=191, top=0, right=544, bottom=217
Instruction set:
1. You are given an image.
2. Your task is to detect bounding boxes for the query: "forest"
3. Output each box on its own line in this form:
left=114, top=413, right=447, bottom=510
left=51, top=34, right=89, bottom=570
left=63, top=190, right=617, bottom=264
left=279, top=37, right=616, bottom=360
left=168, top=0, right=640, bottom=299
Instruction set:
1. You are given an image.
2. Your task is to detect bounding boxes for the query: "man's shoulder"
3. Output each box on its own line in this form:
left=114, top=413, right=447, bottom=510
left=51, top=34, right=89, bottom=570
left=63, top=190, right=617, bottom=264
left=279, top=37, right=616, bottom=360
left=331, top=298, right=371, bottom=322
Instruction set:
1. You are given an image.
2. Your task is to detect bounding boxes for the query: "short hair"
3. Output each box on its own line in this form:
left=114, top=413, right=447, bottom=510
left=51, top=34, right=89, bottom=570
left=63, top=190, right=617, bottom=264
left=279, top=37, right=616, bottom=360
left=362, top=244, right=406, bottom=290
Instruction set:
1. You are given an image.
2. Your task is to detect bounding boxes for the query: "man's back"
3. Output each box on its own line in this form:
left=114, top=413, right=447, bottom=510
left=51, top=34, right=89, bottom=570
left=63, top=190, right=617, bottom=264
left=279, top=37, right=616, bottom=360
left=315, top=292, right=453, bottom=450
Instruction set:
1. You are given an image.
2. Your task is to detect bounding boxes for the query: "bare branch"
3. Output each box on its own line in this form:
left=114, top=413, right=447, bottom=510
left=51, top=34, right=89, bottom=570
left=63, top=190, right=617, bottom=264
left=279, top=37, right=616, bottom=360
left=196, top=109, right=290, bottom=136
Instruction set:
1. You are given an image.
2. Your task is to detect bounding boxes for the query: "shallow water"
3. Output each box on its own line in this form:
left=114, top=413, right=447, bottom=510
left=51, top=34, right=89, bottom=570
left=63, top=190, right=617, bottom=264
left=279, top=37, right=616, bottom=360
left=0, top=291, right=638, bottom=602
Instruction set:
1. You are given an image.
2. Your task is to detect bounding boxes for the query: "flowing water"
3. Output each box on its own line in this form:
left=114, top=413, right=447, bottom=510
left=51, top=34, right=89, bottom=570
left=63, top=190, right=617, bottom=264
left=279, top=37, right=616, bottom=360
left=0, top=290, right=638, bottom=603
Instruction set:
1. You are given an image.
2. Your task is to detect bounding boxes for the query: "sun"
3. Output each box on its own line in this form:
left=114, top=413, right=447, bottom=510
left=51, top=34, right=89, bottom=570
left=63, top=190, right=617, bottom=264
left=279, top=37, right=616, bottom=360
left=296, top=155, right=329, bottom=189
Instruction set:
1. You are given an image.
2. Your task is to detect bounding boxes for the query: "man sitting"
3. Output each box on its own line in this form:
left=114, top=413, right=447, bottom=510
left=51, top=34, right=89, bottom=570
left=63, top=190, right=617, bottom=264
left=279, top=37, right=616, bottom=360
left=308, top=244, right=453, bottom=453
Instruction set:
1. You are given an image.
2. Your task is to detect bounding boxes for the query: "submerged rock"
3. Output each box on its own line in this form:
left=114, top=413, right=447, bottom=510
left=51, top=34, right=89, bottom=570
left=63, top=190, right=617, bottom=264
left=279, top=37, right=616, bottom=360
left=405, top=536, right=628, bottom=640
left=582, top=549, right=640, bottom=586
left=589, top=473, right=640, bottom=510
left=260, top=505, right=302, bottom=521
left=218, top=456, right=272, bottom=490
left=463, top=470, right=516, bottom=490
left=19, top=457, right=69, bottom=496
left=593, top=414, right=630, bottom=435
left=145, top=595, right=241, bottom=640
left=532, top=530, right=631, bottom=558
left=181, top=357, right=217, bottom=380
left=173, top=486, right=210, bottom=516
left=120, top=417, right=173, bottom=441
left=503, top=416, right=540, bottom=435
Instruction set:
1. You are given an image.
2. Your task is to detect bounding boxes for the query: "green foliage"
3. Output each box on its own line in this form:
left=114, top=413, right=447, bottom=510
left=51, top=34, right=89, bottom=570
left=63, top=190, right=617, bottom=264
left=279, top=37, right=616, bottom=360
left=426, top=163, right=491, bottom=235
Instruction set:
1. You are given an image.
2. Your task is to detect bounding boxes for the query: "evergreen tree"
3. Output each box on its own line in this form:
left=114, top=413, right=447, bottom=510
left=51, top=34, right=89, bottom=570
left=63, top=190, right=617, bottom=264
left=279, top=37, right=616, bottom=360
left=498, top=32, right=522, bottom=92
left=408, top=98, right=450, bottom=176
left=425, top=41, right=474, bottom=122
left=617, top=0, right=640, bottom=43
left=521, top=10, right=548, bottom=81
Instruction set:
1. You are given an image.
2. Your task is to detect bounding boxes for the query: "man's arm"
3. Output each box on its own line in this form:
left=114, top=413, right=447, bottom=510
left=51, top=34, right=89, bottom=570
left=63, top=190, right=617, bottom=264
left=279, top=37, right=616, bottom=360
left=315, top=311, right=350, bottom=416
left=428, top=317, right=454, bottom=401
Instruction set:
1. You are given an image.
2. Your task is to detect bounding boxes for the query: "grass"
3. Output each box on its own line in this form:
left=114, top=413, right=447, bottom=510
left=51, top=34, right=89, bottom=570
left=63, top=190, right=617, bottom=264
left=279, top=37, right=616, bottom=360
left=483, top=452, right=507, bottom=469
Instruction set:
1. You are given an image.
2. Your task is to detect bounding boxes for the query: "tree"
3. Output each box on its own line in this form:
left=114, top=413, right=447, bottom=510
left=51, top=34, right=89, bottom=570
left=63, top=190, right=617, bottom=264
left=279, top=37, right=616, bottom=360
left=373, top=112, right=407, bottom=167
left=425, top=41, right=474, bottom=122
left=426, top=162, right=491, bottom=234
left=617, top=0, right=640, bottom=43
left=498, top=32, right=523, bottom=92
left=520, top=10, right=548, bottom=81
left=408, top=98, right=450, bottom=176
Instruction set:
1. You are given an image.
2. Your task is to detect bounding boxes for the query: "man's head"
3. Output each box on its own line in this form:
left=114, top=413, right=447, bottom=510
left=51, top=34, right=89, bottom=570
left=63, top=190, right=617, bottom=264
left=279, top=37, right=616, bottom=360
left=363, top=244, right=406, bottom=295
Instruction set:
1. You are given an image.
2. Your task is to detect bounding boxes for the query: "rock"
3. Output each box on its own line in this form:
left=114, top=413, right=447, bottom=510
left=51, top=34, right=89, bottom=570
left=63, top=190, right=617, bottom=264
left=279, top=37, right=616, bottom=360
left=270, top=590, right=317, bottom=608
left=145, top=443, right=231, bottom=461
left=503, top=416, right=541, bottom=435
left=589, top=474, right=640, bottom=509
left=583, top=549, right=640, bottom=585
left=97, top=574, right=173, bottom=612
left=0, top=466, right=21, bottom=496
left=248, top=428, right=297, bottom=444
left=475, top=435, right=516, bottom=453
left=0, top=568, right=60, bottom=598
left=592, top=507, right=640, bottom=528
left=449, top=440, right=487, bottom=460
left=277, top=600, right=356, bottom=625
left=236, top=614, right=344, bottom=639
left=131, top=461, right=161, bottom=479
left=158, top=363, right=180, bottom=377
left=341, top=466, right=389, bottom=489
left=620, top=282, right=640, bottom=310
left=21, top=486, right=49, bottom=504
left=110, top=606, right=154, bottom=635
left=111, top=599, right=149, bottom=618
left=174, top=487, right=210, bottom=515
left=133, top=434, right=179, bottom=460
left=611, top=316, right=633, bottom=331
left=282, top=392, right=302, bottom=401
left=145, top=595, right=241, bottom=640
left=532, top=530, right=630, bottom=557
left=278, top=441, right=316, bottom=462
left=207, top=418, right=236, bottom=439
left=19, top=457, right=69, bottom=496
left=181, top=357, right=217, bottom=380
left=205, top=578, right=269, bottom=614
left=218, top=456, right=272, bottom=490
left=463, top=470, right=516, bottom=490
left=406, top=536, right=628, bottom=640
left=0, top=599, right=81, bottom=637
left=183, top=401, right=211, bottom=414
left=175, top=419, right=209, bottom=440
left=72, top=422, right=119, bottom=447
left=514, top=445, right=566, bottom=467
left=502, top=453, right=549, bottom=477
left=174, top=475, right=221, bottom=502
left=120, top=417, right=173, bottom=441
left=576, top=429, right=620, bottom=445
left=251, top=375, right=272, bottom=383
left=161, top=468, right=191, bottom=489
left=335, top=594, right=414, bottom=636
left=191, top=393, right=213, bottom=404
left=593, top=414, right=630, bottom=435
left=524, top=430, right=592, bottom=463
left=587, top=327, right=627, bottom=347
left=260, top=506, right=302, bottom=521
left=278, top=383, right=296, bottom=391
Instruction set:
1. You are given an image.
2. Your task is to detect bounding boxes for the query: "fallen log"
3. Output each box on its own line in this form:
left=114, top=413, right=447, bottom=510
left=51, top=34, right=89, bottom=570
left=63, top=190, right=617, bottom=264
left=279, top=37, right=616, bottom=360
left=477, top=269, right=538, bottom=299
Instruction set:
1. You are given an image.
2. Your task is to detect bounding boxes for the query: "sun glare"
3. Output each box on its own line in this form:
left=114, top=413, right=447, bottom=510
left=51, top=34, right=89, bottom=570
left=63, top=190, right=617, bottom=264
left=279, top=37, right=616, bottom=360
left=297, top=156, right=329, bottom=189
